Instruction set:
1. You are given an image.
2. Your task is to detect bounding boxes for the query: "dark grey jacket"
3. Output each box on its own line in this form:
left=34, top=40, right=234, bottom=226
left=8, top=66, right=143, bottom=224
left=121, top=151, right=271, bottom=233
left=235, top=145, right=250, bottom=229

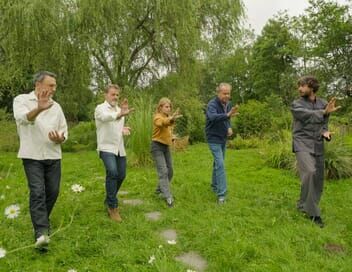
left=291, top=97, right=329, bottom=155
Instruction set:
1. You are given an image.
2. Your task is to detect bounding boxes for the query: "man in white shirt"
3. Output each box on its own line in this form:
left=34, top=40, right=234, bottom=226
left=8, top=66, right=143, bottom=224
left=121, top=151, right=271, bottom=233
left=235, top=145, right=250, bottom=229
left=95, top=84, right=133, bottom=222
left=13, top=71, right=68, bottom=251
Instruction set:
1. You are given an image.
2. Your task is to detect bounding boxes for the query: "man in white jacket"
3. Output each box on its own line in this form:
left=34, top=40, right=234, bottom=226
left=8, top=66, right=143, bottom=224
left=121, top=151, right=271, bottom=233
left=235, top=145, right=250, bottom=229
left=13, top=71, right=68, bottom=251
left=95, top=84, right=133, bottom=222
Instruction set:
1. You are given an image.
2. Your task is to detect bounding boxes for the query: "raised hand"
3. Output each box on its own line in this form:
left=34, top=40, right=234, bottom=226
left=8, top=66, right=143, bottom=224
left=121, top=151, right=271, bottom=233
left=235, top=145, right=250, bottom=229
left=122, top=126, right=131, bottom=136
left=38, top=90, right=54, bottom=111
left=171, top=108, right=183, bottom=121
left=322, top=131, right=334, bottom=141
left=227, top=104, right=239, bottom=118
left=120, top=98, right=135, bottom=117
left=324, top=97, right=341, bottom=114
left=48, top=130, right=65, bottom=144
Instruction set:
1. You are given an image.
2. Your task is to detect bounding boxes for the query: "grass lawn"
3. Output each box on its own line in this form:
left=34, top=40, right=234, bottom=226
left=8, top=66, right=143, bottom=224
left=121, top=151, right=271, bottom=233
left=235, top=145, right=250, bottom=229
left=0, top=144, right=351, bottom=271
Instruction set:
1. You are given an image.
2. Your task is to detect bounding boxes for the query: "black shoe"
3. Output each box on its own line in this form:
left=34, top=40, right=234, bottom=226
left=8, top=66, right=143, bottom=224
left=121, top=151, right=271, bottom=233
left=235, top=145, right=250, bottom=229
left=310, top=216, right=324, bottom=228
left=155, top=188, right=162, bottom=195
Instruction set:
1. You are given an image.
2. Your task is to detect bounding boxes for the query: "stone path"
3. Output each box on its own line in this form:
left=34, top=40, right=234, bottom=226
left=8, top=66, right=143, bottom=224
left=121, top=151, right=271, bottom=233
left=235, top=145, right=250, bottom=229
left=118, top=190, right=129, bottom=195
left=122, top=199, right=143, bottom=206
left=160, top=229, right=177, bottom=242
left=175, top=251, right=208, bottom=272
left=123, top=194, right=208, bottom=271
left=145, top=211, right=162, bottom=221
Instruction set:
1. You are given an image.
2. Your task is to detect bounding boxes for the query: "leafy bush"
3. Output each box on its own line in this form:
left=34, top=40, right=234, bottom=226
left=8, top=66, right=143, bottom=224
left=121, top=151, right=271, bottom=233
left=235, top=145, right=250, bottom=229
left=0, top=108, right=13, bottom=121
left=173, top=94, right=205, bottom=143
left=233, top=100, right=272, bottom=138
left=0, top=121, right=19, bottom=152
left=62, top=122, right=97, bottom=152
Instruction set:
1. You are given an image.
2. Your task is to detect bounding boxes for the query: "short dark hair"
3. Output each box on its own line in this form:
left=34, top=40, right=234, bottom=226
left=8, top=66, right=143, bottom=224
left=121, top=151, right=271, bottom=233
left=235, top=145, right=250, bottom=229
left=297, top=76, right=319, bottom=93
left=33, top=71, right=57, bottom=84
left=104, top=84, right=120, bottom=93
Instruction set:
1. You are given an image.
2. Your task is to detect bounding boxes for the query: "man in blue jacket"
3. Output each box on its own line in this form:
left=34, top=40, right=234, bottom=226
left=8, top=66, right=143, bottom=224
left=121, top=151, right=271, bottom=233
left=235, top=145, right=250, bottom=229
left=205, top=83, right=239, bottom=204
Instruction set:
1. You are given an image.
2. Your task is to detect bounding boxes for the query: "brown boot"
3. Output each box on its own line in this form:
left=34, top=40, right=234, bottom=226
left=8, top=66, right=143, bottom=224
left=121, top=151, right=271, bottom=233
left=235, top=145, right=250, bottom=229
left=108, top=207, right=122, bottom=222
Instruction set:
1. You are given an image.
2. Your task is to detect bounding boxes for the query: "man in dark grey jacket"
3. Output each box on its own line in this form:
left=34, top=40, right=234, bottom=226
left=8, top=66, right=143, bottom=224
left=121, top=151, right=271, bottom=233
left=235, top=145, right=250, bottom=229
left=291, top=75, right=340, bottom=227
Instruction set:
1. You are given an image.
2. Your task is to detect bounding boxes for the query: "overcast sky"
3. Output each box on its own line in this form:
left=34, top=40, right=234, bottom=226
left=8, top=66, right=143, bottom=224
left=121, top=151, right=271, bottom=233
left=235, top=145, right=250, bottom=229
left=242, top=0, right=350, bottom=34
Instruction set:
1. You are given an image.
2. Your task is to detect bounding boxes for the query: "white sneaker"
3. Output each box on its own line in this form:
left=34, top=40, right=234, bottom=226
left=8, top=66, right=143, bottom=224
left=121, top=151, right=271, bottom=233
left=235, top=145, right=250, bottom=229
left=166, top=197, right=174, bottom=207
left=218, top=197, right=226, bottom=204
left=35, top=235, right=50, bottom=249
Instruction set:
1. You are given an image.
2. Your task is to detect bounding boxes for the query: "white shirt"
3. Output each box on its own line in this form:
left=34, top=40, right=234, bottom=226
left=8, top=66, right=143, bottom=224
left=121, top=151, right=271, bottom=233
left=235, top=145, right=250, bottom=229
left=95, top=101, right=126, bottom=156
left=13, top=91, right=68, bottom=160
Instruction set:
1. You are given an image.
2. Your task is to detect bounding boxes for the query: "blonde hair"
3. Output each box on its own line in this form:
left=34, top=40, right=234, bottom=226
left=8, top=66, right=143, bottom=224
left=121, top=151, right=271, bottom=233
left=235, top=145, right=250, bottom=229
left=156, top=97, right=172, bottom=113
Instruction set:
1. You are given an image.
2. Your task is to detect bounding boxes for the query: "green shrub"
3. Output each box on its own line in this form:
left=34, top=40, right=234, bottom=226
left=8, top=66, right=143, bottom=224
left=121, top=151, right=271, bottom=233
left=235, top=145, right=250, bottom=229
left=0, top=108, right=13, bottom=121
left=173, top=94, right=205, bottom=143
left=62, top=121, right=96, bottom=152
left=233, top=100, right=272, bottom=138
left=0, top=120, right=19, bottom=152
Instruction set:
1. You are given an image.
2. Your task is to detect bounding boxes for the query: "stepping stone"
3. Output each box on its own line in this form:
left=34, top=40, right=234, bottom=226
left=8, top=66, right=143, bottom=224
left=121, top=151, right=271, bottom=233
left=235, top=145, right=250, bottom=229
left=324, top=243, right=345, bottom=254
left=175, top=251, right=208, bottom=272
left=160, top=229, right=177, bottom=242
left=145, top=211, right=161, bottom=221
left=118, top=190, right=129, bottom=195
left=122, top=199, right=143, bottom=206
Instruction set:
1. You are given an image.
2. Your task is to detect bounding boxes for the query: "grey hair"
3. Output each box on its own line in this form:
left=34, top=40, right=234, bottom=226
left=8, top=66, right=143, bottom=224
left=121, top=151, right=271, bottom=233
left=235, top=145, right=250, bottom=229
left=33, top=71, right=57, bottom=84
left=216, top=82, right=232, bottom=92
left=104, top=84, right=121, bottom=93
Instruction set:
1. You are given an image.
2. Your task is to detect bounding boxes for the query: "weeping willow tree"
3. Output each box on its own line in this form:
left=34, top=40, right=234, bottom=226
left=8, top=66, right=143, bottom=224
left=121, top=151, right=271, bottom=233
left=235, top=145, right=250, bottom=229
left=0, top=0, right=92, bottom=120
left=74, top=0, right=244, bottom=89
left=0, top=0, right=243, bottom=120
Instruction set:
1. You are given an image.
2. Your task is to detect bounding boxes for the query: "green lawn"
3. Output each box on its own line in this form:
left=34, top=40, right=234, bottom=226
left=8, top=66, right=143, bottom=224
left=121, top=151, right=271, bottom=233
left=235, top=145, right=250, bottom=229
left=0, top=144, right=351, bottom=271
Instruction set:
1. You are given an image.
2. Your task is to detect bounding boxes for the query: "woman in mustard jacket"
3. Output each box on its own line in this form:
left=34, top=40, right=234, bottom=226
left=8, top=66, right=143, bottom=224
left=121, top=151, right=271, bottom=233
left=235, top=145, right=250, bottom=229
left=151, top=98, right=182, bottom=207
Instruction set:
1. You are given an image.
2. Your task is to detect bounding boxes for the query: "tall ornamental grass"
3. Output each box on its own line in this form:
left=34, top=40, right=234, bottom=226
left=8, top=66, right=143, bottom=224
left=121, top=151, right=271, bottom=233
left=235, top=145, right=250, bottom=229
left=324, top=133, right=352, bottom=179
left=126, top=95, right=154, bottom=166
left=265, top=129, right=352, bottom=180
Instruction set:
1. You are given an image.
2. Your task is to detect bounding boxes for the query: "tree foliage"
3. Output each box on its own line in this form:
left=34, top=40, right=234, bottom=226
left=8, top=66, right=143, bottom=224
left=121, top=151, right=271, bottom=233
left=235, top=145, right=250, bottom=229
left=250, top=15, right=300, bottom=104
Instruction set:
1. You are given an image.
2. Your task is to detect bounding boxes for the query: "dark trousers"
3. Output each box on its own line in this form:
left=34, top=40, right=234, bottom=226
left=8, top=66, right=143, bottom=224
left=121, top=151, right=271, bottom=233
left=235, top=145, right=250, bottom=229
left=295, top=152, right=324, bottom=217
left=151, top=141, right=173, bottom=199
left=22, top=159, right=61, bottom=239
left=99, top=151, right=126, bottom=208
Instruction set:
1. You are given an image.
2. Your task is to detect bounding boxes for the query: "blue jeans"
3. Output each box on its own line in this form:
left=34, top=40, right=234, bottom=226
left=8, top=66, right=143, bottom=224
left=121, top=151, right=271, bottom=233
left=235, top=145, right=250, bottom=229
left=22, top=159, right=61, bottom=239
left=99, top=151, right=126, bottom=208
left=208, top=143, right=227, bottom=197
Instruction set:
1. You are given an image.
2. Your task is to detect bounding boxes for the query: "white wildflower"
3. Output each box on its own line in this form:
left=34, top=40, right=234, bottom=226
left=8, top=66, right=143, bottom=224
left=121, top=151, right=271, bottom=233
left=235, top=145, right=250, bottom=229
left=67, top=269, right=77, bottom=272
left=167, top=240, right=177, bottom=245
left=0, top=194, right=5, bottom=200
left=0, top=247, right=6, bottom=258
left=4, top=204, right=20, bottom=219
left=71, top=184, right=85, bottom=193
left=148, top=255, right=155, bottom=264
left=186, top=269, right=197, bottom=272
